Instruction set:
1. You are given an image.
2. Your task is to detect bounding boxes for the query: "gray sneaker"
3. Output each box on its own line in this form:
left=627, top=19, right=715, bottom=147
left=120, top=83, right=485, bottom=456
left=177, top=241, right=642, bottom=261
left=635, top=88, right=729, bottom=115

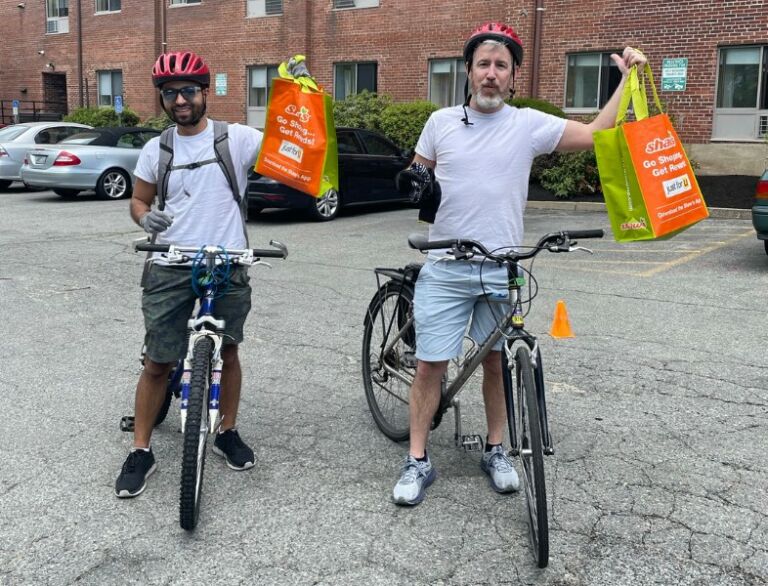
left=481, top=445, right=520, bottom=493
left=392, top=455, right=437, bottom=506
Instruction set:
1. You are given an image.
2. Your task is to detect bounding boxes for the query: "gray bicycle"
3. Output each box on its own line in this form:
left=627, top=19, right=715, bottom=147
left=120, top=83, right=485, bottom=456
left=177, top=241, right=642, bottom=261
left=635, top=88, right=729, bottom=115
left=362, top=229, right=604, bottom=568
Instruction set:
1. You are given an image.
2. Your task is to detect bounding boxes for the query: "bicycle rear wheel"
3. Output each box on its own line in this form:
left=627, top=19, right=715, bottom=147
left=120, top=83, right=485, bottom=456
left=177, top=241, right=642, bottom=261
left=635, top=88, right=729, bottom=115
left=515, top=345, right=549, bottom=568
left=362, top=281, right=415, bottom=442
left=179, top=336, right=213, bottom=531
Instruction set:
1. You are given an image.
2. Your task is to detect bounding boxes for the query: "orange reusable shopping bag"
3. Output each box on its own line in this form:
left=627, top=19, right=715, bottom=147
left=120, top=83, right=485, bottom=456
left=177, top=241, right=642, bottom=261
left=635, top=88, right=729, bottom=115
left=593, top=63, right=708, bottom=242
left=255, top=60, right=338, bottom=198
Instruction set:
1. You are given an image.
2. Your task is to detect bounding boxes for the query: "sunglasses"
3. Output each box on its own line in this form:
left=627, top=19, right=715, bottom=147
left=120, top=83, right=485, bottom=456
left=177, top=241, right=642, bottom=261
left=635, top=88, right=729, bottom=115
left=160, top=86, right=203, bottom=102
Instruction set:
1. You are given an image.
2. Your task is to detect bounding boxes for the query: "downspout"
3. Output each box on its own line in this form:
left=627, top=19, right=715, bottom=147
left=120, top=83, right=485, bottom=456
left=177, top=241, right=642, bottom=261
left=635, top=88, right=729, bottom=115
left=77, top=0, right=83, bottom=107
left=530, top=0, right=544, bottom=98
left=161, top=0, right=167, bottom=54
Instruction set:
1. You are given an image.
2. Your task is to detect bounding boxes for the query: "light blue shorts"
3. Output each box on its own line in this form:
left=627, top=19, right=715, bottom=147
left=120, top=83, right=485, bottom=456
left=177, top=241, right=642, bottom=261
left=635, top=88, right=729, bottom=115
left=413, top=258, right=510, bottom=362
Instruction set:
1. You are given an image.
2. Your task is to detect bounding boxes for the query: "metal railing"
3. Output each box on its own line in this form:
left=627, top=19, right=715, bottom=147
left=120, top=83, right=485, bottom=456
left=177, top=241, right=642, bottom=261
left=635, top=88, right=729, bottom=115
left=0, top=100, right=67, bottom=126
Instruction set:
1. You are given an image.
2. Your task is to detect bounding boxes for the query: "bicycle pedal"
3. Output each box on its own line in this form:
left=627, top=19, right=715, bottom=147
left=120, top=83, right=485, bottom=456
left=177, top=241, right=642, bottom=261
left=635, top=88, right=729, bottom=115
left=460, top=434, right=484, bottom=451
left=544, top=447, right=555, bottom=456
left=119, top=416, right=135, bottom=432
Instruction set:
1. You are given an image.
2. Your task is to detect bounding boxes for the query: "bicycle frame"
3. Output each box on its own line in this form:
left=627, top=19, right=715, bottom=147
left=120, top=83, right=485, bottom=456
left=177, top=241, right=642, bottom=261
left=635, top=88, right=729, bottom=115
left=373, top=260, right=554, bottom=454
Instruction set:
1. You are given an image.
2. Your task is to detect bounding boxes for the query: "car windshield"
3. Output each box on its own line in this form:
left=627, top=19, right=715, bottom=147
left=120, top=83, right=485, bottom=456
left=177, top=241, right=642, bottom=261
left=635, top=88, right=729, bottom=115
left=61, top=132, right=103, bottom=145
left=0, top=126, right=28, bottom=141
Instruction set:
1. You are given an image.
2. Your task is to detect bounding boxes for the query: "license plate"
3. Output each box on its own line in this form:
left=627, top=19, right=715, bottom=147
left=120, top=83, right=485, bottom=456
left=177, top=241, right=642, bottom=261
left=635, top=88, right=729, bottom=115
left=31, top=154, right=47, bottom=165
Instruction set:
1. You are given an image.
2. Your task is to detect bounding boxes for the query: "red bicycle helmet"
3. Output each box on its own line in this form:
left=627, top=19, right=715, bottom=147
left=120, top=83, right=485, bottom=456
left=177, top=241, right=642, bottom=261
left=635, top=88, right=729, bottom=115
left=152, top=51, right=210, bottom=88
left=463, top=22, right=524, bottom=66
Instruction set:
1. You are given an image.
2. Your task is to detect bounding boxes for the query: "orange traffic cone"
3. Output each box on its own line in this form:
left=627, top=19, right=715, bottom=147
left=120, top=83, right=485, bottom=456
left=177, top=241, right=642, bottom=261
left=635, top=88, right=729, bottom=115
left=549, top=299, right=575, bottom=338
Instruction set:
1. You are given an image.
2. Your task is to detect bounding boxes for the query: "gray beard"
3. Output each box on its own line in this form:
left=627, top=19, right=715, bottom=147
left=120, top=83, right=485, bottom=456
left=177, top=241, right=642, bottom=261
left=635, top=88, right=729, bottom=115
left=475, top=92, right=504, bottom=110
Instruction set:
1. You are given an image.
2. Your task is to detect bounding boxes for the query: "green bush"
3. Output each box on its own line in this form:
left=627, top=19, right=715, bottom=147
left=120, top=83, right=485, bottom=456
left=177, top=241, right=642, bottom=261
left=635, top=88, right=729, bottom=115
left=507, top=97, right=566, bottom=119
left=142, top=114, right=174, bottom=130
left=539, top=150, right=601, bottom=198
left=379, top=101, right=439, bottom=150
left=64, top=106, right=140, bottom=127
left=332, top=91, right=391, bottom=132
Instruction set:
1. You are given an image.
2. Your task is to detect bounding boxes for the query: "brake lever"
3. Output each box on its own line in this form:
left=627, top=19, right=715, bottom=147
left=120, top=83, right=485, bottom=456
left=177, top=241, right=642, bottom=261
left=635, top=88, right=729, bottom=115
left=252, top=260, right=273, bottom=268
left=569, top=245, right=595, bottom=254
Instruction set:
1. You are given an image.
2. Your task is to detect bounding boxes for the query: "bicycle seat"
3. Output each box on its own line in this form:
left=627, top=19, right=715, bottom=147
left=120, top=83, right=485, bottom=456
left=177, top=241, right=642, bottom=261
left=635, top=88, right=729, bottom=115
left=407, top=233, right=428, bottom=250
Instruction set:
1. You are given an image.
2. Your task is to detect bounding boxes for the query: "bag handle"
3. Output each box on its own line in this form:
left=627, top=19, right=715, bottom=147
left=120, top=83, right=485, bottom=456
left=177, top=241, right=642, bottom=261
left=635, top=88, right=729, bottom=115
left=616, top=60, right=664, bottom=124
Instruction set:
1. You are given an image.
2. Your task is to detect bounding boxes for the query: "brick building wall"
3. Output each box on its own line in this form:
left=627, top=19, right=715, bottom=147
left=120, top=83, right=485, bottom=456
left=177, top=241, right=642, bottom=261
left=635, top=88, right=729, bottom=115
left=1, top=0, right=766, bottom=151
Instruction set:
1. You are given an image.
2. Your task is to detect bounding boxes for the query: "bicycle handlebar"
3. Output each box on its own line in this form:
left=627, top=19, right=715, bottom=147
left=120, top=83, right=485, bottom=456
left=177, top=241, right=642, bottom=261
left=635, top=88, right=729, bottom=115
left=135, top=239, right=289, bottom=259
left=407, top=229, right=604, bottom=262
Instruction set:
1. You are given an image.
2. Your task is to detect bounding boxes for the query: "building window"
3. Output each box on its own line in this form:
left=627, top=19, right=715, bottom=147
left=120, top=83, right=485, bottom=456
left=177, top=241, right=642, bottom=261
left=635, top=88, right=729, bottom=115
left=95, top=0, right=120, bottom=12
left=333, top=0, right=378, bottom=9
left=713, top=46, right=768, bottom=140
left=334, top=63, right=377, bottom=100
left=97, top=70, right=123, bottom=107
left=717, top=46, right=764, bottom=108
left=247, top=0, right=282, bottom=17
left=428, top=59, right=467, bottom=108
left=565, top=52, right=622, bottom=109
left=169, top=0, right=200, bottom=5
left=246, top=65, right=279, bottom=128
left=248, top=65, right=279, bottom=108
left=46, top=0, right=69, bottom=34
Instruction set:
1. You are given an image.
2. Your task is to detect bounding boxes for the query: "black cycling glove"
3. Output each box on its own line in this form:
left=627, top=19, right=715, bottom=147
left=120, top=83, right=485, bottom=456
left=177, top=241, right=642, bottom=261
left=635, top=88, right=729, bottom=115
left=395, top=162, right=442, bottom=224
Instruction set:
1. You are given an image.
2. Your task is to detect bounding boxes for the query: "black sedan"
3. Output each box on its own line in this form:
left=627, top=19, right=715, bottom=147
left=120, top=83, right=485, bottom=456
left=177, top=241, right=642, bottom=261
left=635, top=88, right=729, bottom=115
left=247, top=127, right=412, bottom=221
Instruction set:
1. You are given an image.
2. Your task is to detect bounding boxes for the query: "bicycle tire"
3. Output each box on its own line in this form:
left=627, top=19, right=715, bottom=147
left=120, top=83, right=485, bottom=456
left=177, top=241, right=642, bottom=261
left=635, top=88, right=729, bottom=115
left=362, top=281, right=415, bottom=442
left=154, top=364, right=182, bottom=427
left=179, top=336, right=213, bottom=531
left=516, top=345, right=549, bottom=568
left=153, top=387, right=173, bottom=427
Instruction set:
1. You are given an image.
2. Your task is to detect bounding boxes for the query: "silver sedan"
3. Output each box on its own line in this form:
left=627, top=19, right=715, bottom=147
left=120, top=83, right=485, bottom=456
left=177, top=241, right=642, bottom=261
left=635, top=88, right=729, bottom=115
left=20, top=127, right=160, bottom=199
left=0, top=122, right=92, bottom=190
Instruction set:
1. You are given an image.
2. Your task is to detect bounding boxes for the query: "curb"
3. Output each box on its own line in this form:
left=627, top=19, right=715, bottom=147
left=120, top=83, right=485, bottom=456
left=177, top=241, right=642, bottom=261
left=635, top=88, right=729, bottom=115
left=526, top=200, right=752, bottom=220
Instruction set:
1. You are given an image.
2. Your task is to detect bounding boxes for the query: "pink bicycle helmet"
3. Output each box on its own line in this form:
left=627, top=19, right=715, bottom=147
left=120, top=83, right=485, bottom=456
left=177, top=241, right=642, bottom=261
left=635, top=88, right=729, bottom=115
left=152, top=51, right=210, bottom=88
left=463, top=22, right=524, bottom=66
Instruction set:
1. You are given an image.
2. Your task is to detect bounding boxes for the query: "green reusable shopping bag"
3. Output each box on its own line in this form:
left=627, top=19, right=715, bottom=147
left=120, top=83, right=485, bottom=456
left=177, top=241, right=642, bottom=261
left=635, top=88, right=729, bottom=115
left=593, top=64, right=708, bottom=242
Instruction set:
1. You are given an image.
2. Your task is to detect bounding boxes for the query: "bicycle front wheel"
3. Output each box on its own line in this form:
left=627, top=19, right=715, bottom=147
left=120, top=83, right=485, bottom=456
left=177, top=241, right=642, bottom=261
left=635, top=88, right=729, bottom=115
left=516, top=345, right=549, bottom=568
left=362, top=282, right=415, bottom=442
left=179, top=336, right=212, bottom=531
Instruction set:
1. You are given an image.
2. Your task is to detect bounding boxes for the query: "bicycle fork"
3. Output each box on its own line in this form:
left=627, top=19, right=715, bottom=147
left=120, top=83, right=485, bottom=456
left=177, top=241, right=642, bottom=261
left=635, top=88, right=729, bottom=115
left=179, top=332, right=224, bottom=434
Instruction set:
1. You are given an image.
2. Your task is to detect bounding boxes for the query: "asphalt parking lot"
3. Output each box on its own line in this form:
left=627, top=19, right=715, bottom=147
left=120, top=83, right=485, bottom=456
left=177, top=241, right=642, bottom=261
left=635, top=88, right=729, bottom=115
left=0, top=188, right=766, bottom=585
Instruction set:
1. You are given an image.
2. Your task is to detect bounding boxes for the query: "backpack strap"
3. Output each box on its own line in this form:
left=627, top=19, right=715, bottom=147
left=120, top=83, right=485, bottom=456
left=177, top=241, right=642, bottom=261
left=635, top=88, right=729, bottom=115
left=212, top=119, right=249, bottom=245
left=157, top=126, right=175, bottom=211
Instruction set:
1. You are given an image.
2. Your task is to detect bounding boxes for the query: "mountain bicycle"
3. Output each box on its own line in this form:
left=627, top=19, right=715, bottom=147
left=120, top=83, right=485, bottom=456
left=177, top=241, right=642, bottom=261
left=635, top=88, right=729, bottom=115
left=362, top=229, right=603, bottom=567
left=123, top=239, right=288, bottom=531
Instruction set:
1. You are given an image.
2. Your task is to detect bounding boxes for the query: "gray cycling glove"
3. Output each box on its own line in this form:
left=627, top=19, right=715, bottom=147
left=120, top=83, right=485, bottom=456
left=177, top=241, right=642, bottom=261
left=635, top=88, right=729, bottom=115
left=139, top=210, right=173, bottom=234
left=287, top=56, right=311, bottom=78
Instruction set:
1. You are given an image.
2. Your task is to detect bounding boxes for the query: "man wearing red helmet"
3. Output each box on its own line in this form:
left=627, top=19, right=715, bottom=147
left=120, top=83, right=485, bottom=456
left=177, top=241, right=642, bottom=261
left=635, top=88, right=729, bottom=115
left=392, top=23, right=646, bottom=506
left=115, top=51, right=308, bottom=498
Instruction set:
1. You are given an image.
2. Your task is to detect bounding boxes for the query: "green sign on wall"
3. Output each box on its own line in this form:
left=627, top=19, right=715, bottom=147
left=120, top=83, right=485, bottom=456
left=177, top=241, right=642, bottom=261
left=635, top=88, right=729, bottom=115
left=215, top=73, right=227, bottom=96
left=661, top=58, right=688, bottom=91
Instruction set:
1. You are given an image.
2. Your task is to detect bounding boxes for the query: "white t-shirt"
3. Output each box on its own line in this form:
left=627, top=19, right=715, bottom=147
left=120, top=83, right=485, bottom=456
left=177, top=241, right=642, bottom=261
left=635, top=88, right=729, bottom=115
left=415, top=105, right=566, bottom=253
left=134, top=120, right=262, bottom=260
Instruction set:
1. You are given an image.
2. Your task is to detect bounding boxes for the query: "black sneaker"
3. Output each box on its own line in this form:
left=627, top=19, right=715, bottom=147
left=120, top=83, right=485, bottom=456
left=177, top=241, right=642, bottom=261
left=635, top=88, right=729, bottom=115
left=212, top=429, right=255, bottom=471
left=115, top=449, right=157, bottom=498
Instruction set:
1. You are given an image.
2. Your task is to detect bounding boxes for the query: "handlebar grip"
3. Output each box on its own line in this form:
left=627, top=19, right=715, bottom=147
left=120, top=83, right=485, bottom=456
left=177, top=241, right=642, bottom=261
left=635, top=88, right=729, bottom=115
left=251, top=249, right=287, bottom=258
left=566, top=229, right=604, bottom=239
left=135, top=243, right=171, bottom=252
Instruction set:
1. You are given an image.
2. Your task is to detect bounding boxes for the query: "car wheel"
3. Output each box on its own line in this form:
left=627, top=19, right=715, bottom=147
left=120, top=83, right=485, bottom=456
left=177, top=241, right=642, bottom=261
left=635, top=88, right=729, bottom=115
left=53, top=188, right=81, bottom=199
left=764, top=240, right=768, bottom=256
left=96, top=169, right=131, bottom=200
left=0, top=180, right=11, bottom=191
left=309, top=188, right=340, bottom=222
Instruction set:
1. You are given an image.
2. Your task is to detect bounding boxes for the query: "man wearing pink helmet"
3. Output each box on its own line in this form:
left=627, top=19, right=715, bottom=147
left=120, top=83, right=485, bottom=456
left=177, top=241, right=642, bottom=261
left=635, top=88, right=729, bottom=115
left=115, top=51, right=308, bottom=498
left=392, top=23, right=646, bottom=506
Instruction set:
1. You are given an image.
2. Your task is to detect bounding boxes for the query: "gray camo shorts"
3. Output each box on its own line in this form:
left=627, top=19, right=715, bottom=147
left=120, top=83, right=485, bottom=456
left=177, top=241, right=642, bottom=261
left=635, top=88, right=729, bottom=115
left=141, top=264, right=252, bottom=364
